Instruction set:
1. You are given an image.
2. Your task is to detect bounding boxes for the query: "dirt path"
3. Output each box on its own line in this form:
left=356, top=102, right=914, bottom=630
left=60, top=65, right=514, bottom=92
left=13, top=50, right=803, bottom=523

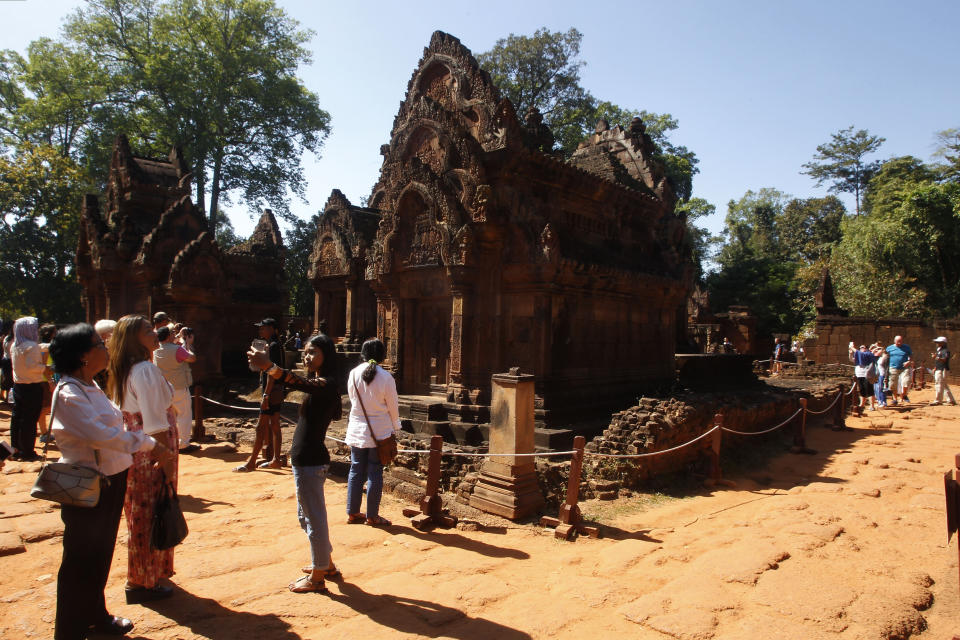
left=1, top=385, right=958, bottom=639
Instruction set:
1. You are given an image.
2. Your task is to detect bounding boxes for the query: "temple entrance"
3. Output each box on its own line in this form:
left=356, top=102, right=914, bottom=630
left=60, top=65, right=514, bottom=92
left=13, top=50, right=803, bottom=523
left=401, top=297, right=451, bottom=396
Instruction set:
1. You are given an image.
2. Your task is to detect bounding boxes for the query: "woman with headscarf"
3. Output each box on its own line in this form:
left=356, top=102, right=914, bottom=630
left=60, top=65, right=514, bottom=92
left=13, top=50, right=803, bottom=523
left=10, top=317, right=48, bottom=461
left=107, top=315, right=179, bottom=603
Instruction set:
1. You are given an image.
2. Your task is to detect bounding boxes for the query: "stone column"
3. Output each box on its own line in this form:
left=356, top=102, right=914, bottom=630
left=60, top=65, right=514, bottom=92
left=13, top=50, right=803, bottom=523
left=470, top=367, right=544, bottom=519
left=343, top=277, right=357, bottom=345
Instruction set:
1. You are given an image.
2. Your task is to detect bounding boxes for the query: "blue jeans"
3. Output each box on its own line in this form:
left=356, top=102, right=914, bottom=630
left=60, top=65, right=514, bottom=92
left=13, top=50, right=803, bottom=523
left=347, top=446, right=383, bottom=518
left=292, top=465, right=331, bottom=570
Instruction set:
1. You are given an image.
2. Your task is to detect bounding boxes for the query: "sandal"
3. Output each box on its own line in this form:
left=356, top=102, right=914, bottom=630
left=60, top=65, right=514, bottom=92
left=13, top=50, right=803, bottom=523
left=346, top=513, right=365, bottom=525
left=365, top=515, right=392, bottom=527
left=288, top=575, right=327, bottom=594
left=232, top=464, right=253, bottom=473
left=301, top=565, right=342, bottom=579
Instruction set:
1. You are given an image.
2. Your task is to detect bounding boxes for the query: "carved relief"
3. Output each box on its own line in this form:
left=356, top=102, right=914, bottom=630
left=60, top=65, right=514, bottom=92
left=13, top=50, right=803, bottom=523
left=539, top=223, right=560, bottom=264
left=470, top=184, right=491, bottom=222
left=316, top=237, right=346, bottom=277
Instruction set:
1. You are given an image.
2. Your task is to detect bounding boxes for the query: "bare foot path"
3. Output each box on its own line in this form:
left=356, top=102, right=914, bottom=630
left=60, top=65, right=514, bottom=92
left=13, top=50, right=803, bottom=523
left=1, top=385, right=958, bottom=639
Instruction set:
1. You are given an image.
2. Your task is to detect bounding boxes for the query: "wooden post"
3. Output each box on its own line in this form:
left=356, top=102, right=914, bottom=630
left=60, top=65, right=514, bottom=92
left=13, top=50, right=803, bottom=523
left=791, top=398, right=816, bottom=455
left=402, top=435, right=457, bottom=530
left=191, top=384, right=205, bottom=442
left=945, top=453, right=960, bottom=640
left=540, top=435, right=600, bottom=540
left=852, top=378, right=862, bottom=416
left=833, top=384, right=847, bottom=431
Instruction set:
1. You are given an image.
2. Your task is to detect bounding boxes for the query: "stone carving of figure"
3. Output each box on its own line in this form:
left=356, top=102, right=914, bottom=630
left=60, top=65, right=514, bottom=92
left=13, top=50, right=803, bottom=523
left=540, top=223, right=560, bottom=264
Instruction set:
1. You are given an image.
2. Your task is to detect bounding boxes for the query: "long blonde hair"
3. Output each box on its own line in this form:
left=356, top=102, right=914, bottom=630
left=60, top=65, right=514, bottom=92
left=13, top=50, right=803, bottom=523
left=107, top=315, right=151, bottom=406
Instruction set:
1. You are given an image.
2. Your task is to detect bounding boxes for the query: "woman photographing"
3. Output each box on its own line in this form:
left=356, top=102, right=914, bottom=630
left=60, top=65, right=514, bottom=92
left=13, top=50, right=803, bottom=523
left=249, top=333, right=343, bottom=593
left=49, top=323, right=174, bottom=640
left=107, top=315, right=180, bottom=603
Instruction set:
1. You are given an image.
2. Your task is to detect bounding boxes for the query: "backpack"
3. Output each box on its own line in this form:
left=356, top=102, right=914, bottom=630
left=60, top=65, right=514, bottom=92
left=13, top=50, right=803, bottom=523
left=865, top=361, right=879, bottom=384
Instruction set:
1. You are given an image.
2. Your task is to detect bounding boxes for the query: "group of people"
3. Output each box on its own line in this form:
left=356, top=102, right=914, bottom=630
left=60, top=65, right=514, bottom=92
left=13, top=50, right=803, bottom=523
left=3, top=310, right=401, bottom=638
left=850, top=334, right=955, bottom=413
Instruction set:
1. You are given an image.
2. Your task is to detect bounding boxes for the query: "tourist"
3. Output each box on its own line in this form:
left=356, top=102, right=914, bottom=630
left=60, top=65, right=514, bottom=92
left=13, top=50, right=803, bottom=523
left=345, top=338, right=398, bottom=527
left=885, top=336, right=913, bottom=405
left=721, top=337, right=735, bottom=353
left=10, top=317, right=48, bottom=461
left=772, top=338, right=785, bottom=375
left=248, top=333, right=343, bottom=593
left=849, top=343, right=877, bottom=413
left=234, top=318, right=285, bottom=472
left=49, top=323, right=175, bottom=640
left=153, top=326, right=199, bottom=453
left=37, top=323, right=58, bottom=444
left=107, top=315, right=179, bottom=603
left=870, top=343, right=888, bottom=408
left=930, top=337, right=956, bottom=406
left=93, top=319, right=117, bottom=390
left=1, top=319, right=13, bottom=404
left=152, top=311, right=172, bottom=331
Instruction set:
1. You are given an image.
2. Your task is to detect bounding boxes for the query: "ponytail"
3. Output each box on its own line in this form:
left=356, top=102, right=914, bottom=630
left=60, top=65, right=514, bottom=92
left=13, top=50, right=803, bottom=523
left=360, top=338, right=386, bottom=384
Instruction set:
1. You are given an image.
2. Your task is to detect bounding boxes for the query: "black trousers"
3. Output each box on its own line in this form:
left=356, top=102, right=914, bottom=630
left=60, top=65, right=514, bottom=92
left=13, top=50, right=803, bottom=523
left=10, top=382, right=43, bottom=455
left=55, top=469, right=128, bottom=640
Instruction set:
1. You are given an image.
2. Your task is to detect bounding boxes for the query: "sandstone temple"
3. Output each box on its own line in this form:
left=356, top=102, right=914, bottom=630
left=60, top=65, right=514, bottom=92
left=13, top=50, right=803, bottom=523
left=76, top=135, right=287, bottom=380
left=309, top=32, right=693, bottom=427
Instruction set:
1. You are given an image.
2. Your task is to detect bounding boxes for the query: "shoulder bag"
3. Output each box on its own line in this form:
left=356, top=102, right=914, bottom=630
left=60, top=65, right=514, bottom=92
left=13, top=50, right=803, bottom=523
left=353, top=377, right=397, bottom=466
left=151, top=472, right=188, bottom=550
left=30, top=380, right=106, bottom=508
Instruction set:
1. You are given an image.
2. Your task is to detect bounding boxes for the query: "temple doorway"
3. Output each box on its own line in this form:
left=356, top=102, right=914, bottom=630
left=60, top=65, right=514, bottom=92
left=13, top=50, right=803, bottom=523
left=401, top=297, right=451, bottom=396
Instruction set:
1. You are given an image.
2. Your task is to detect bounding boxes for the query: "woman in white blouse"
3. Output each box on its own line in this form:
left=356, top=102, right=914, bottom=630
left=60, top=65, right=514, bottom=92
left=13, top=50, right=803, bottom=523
left=345, top=339, right=400, bottom=526
left=49, top=323, right=174, bottom=640
left=107, top=315, right=180, bottom=604
left=10, top=316, right=48, bottom=461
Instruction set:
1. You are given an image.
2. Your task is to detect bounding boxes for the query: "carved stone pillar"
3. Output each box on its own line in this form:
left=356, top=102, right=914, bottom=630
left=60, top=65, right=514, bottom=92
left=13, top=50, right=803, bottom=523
left=343, top=277, right=358, bottom=345
left=470, top=368, right=544, bottom=520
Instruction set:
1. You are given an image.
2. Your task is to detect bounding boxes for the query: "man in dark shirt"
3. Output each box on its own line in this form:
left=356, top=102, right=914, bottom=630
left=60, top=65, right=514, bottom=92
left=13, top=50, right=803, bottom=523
left=234, top=318, right=286, bottom=472
left=931, top=336, right=956, bottom=406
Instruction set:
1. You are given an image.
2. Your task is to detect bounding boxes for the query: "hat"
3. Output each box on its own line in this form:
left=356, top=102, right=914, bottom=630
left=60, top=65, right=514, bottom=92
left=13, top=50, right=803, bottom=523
left=934, top=336, right=948, bottom=343
left=255, top=317, right=277, bottom=327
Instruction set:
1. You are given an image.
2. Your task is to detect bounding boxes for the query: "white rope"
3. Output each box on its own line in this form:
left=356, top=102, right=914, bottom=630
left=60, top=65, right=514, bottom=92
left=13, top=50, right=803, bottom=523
left=721, top=408, right=803, bottom=436
left=804, top=391, right=841, bottom=415
left=585, top=426, right=720, bottom=459
left=199, top=396, right=260, bottom=412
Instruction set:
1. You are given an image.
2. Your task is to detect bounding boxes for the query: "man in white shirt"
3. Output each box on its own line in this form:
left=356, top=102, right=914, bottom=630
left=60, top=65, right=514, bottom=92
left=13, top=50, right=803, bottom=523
left=153, top=326, right=199, bottom=452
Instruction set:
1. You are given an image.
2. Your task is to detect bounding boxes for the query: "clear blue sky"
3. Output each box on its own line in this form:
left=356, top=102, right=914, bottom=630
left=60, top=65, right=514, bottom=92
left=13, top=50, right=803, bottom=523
left=5, top=0, right=959, bottom=241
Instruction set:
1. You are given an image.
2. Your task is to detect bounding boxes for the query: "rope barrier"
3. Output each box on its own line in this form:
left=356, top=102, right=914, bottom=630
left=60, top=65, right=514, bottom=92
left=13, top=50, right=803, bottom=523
left=721, top=408, right=803, bottom=436
left=804, top=391, right=841, bottom=415
left=200, top=396, right=260, bottom=412
left=584, top=426, right=720, bottom=459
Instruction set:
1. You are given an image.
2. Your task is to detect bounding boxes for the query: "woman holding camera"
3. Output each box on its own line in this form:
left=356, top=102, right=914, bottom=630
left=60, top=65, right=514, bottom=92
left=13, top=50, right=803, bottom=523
left=49, top=323, right=175, bottom=640
left=107, top=315, right=180, bottom=603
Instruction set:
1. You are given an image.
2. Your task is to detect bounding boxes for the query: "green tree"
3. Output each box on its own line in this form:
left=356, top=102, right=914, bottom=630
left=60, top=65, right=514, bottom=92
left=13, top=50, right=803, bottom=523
left=283, top=213, right=319, bottom=318
left=831, top=158, right=960, bottom=318
left=777, top=196, right=845, bottom=262
left=801, top=126, right=885, bottom=215
left=675, top=197, right=714, bottom=283
left=0, top=143, right=89, bottom=321
left=477, top=28, right=698, bottom=200
left=64, top=0, right=332, bottom=233
left=933, top=127, right=960, bottom=182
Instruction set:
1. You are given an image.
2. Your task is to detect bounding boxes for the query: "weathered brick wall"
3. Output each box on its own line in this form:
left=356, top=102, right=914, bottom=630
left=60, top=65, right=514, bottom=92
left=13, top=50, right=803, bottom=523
left=810, top=315, right=960, bottom=367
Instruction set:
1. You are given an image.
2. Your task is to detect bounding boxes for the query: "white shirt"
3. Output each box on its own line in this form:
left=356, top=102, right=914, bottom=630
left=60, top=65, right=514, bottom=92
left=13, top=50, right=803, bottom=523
left=122, top=361, right=174, bottom=435
left=11, top=340, right=45, bottom=383
left=51, top=377, right=156, bottom=477
left=345, top=363, right=400, bottom=448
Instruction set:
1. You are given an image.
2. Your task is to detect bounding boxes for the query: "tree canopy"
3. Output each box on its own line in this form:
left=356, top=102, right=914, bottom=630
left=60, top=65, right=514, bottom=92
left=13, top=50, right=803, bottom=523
left=477, top=27, right=699, bottom=201
left=801, top=126, right=885, bottom=215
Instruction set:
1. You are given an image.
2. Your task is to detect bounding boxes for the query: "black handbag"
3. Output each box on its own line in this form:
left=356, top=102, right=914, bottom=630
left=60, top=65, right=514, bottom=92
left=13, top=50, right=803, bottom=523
left=151, top=475, right=188, bottom=550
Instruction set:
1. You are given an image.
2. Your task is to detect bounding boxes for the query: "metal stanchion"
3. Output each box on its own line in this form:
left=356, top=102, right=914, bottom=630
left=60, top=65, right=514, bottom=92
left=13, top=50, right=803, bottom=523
left=540, top=435, right=600, bottom=540
left=402, top=435, right=457, bottom=530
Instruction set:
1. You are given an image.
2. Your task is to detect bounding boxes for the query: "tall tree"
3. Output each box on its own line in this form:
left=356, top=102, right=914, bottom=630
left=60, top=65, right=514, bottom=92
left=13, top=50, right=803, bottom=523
left=283, top=213, right=319, bottom=318
left=477, top=28, right=698, bottom=200
left=0, top=143, right=89, bottom=321
left=933, top=127, right=960, bottom=182
left=675, top=197, right=714, bottom=283
left=801, top=126, right=884, bottom=215
left=64, top=0, right=331, bottom=233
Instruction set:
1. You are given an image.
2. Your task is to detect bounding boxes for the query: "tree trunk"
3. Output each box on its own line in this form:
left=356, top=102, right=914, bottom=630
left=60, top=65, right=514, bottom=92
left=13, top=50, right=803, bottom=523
left=209, top=155, right=224, bottom=236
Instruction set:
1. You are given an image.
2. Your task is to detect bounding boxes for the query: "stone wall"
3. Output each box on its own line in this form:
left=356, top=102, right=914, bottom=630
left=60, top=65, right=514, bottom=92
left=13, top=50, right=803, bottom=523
left=810, top=315, right=960, bottom=367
